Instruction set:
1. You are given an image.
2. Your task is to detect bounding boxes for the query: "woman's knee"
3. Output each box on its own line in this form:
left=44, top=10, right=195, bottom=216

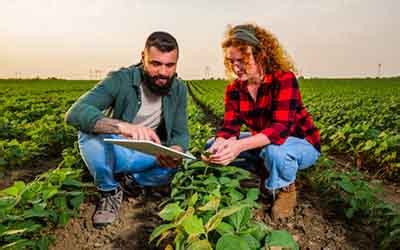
left=260, top=145, right=298, bottom=182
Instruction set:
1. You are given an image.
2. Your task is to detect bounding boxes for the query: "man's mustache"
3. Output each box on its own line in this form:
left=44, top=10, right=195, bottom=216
left=153, top=75, right=170, bottom=81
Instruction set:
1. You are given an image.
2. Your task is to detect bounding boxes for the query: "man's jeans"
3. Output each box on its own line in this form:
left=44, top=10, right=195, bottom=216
left=206, top=133, right=320, bottom=191
left=78, top=132, right=177, bottom=191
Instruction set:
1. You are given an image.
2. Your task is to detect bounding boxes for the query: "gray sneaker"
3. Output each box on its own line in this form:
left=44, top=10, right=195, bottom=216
left=93, top=187, right=123, bottom=228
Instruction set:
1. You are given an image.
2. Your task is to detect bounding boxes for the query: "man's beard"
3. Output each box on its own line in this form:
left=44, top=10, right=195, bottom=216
left=142, top=70, right=176, bottom=96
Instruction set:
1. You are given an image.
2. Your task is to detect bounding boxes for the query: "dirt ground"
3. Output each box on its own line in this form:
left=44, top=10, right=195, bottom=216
left=0, top=159, right=59, bottom=189
left=49, top=177, right=379, bottom=250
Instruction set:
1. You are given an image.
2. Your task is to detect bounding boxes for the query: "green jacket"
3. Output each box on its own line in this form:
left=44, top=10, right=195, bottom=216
left=65, top=65, right=189, bottom=151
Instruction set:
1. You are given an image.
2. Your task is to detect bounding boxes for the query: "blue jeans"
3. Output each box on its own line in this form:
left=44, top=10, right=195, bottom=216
left=78, top=132, right=178, bottom=191
left=206, top=133, right=320, bottom=191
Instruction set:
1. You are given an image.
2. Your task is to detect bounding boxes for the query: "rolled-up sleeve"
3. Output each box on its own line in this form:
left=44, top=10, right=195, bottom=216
left=216, top=83, right=241, bottom=139
left=65, top=72, right=121, bottom=133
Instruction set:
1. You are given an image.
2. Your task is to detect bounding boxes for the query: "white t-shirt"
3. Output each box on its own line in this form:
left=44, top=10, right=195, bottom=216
left=131, top=84, right=162, bottom=129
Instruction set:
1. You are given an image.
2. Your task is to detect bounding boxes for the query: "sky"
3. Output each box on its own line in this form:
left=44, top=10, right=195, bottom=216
left=1, top=0, right=399, bottom=79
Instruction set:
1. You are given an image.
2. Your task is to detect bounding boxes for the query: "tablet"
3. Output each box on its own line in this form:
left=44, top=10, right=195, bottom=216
left=103, top=138, right=196, bottom=160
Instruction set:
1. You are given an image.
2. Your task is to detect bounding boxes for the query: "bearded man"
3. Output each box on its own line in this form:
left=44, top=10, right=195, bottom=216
left=65, top=31, right=188, bottom=228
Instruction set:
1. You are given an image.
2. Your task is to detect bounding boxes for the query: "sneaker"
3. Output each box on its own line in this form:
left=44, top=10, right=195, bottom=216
left=271, top=183, right=297, bottom=221
left=93, top=187, right=123, bottom=228
left=120, top=174, right=143, bottom=198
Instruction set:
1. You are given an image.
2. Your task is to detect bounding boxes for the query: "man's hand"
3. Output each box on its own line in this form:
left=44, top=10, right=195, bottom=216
left=94, top=118, right=160, bottom=144
left=157, top=145, right=183, bottom=168
left=117, top=122, right=161, bottom=144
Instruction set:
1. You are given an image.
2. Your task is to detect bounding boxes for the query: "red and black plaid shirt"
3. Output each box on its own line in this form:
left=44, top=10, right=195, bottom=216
left=216, top=71, right=321, bottom=151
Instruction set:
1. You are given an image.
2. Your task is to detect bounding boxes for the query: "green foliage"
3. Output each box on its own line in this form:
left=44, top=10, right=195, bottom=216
left=150, top=161, right=298, bottom=249
left=0, top=166, right=88, bottom=249
left=308, top=156, right=400, bottom=248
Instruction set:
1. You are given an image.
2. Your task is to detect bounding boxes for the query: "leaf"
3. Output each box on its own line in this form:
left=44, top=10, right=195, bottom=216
left=239, top=234, right=260, bottom=250
left=216, top=222, right=235, bottom=235
left=228, top=207, right=252, bottom=232
left=174, top=229, right=185, bottom=250
left=246, top=188, right=260, bottom=201
left=62, top=178, right=82, bottom=187
left=23, top=205, right=50, bottom=219
left=189, top=193, right=199, bottom=207
left=187, top=239, right=213, bottom=250
left=149, top=223, right=175, bottom=243
left=362, top=140, right=376, bottom=151
left=42, top=187, right=58, bottom=200
left=198, top=196, right=220, bottom=211
left=58, top=211, right=70, bottom=226
left=54, top=196, right=67, bottom=209
left=244, top=221, right=270, bottom=241
left=0, top=228, right=28, bottom=237
left=69, top=193, right=84, bottom=209
left=0, top=197, right=17, bottom=210
left=266, top=230, right=299, bottom=250
left=229, top=189, right=244, bottom=201
left=337, top=179, right=355, bottom=193
left=216, top=234, right=251, bottom=250
left=0, top=239, right=32, bottom=249
left=1, top=181, right=26, bottom=197
left=159, top=203, right=184, bottom=221
left=219, top=177, right=232, bottom=185
left=182, top=215, right=205, bottom=235
left=205, top=204, right=249, bottom=233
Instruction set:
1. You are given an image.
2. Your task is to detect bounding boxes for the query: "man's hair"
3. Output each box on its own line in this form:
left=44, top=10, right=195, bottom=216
left=145, top=31, right=179, bottom=55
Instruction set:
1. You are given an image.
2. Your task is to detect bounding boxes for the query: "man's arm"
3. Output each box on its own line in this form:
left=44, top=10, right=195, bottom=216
left=65, top=72, right=121, bottom=133
left=94, top=118, right=161, bottom=143
left=93, top=118, right=121, bottom=134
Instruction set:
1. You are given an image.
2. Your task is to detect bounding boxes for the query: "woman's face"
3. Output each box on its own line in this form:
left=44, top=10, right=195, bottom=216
left=226, top=46, right=262, bottom=83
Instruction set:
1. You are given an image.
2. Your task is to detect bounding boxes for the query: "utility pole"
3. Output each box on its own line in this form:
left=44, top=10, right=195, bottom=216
left=204, top=66, right=211, bottom=79
left=377, top=63, right=382, bottom=78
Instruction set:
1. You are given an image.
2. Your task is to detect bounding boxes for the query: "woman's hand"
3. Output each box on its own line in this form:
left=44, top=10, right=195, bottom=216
left=202, top=137, right=241, bottom=165
left=202, top=137, right=233, bottom=162
left=207, top=140, right=242, bottom=166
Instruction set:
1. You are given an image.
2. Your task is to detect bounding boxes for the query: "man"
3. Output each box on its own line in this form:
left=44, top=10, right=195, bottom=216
left=65, top=31, right=189, bottom=228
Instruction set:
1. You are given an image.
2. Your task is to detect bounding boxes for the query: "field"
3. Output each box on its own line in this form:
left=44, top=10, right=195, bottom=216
left=0, top=78, right=399, bottom=249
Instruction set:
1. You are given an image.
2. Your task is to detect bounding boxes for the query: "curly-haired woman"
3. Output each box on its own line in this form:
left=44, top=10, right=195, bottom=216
left=202, top=23, right=321, bottom=220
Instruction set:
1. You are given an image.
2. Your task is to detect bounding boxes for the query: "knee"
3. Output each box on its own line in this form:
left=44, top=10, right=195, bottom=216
left=261, top=145, right=285, bottom=161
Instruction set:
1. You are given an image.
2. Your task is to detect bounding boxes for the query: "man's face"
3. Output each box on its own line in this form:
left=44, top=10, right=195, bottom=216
left=142, top=46, right=178, bottom=87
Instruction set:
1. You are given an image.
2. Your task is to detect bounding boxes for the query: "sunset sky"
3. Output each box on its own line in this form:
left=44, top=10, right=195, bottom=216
left=1, top=0, right=399, bottom=79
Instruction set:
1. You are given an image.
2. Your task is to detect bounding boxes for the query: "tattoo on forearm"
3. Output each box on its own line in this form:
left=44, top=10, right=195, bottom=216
left=93, top=118, right=121, bottom=134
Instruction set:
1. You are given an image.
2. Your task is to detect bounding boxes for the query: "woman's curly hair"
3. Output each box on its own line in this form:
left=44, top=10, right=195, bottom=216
left=222, top=23, right=296, bottom=78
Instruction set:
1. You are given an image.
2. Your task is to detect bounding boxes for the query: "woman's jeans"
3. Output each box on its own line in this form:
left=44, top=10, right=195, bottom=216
left=78, top=132, right=177, bottom=191
left=205, top=133, right=320, bottom=191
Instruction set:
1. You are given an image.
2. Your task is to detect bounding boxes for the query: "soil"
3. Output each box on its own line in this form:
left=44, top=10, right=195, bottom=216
left=50, top=176, right=378, bottom=250
left=0, top=158, right=60, bottom=189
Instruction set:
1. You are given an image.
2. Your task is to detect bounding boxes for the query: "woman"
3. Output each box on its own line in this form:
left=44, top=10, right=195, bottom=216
left=202, top=24, right=321, bottom=220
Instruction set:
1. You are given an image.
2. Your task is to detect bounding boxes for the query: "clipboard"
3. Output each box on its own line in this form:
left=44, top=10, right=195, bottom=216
left=103, top=138, right=196, bottom=160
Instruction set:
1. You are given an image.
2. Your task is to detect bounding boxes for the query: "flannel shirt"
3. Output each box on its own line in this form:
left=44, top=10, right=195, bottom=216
left=216, top=71, right=320, bottom=151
